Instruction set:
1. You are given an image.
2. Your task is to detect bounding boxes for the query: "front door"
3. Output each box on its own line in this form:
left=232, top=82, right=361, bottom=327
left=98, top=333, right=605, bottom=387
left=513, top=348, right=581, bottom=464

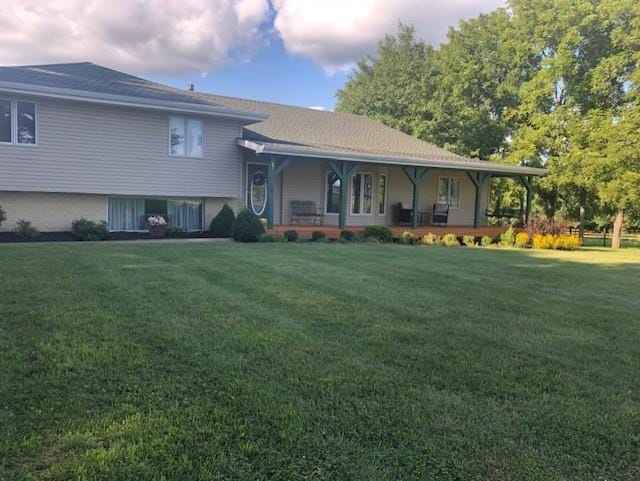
left=246, top=164, right=268, bottom=217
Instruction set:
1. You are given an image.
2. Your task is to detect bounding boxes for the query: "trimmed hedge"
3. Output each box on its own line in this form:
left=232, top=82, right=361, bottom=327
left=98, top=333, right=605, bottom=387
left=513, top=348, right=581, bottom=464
left=71, top=218, right=109, bottom=241
left=209, top=204, right=236, bottom=238
left=231, top=209, right=265, bottom=242
left=362, top=225, right=392, bottom=243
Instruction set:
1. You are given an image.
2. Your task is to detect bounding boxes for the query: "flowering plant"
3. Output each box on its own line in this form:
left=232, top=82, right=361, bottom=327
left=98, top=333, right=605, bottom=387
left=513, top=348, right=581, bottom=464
left=147, top=215, right=167, bottom=227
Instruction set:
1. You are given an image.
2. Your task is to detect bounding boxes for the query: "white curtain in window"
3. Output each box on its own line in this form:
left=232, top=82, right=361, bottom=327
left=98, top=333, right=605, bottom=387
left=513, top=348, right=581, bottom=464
left=108, top=197, right=145, bottom=231
left=168, top=199, right=202, bottom=230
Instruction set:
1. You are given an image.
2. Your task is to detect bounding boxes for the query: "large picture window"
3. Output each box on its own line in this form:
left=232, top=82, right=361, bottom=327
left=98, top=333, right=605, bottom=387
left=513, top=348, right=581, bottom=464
left=169, top=116, right=202, bottom=157
left=325, top=171, right=341, bottom=214
left=437, top=177, right=460, bottom=208
left=0, top=100, right=36, bottom=145
left=351, top=173, right=373, bottom=215
left=108, top=197, right=203, bottom=231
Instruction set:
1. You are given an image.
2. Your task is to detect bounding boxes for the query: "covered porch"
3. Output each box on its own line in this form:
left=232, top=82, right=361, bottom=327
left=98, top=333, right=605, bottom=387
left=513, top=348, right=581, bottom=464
left=238, top=139, right=544, bottom=232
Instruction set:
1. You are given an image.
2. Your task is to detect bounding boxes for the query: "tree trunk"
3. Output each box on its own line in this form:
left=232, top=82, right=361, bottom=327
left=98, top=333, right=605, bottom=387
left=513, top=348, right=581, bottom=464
left=612, top=209, right=624, bottom=249
left=578, top=206, right=585, bottom=245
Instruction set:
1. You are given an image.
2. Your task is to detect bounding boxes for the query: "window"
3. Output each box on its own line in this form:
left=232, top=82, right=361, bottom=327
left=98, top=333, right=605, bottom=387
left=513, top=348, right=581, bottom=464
left=17, top=102, right=36, bottom=144
left=325, top=171, right=341, bottom=214
left=0, top=100, right=36, bottom=145
left=378, top=174, right=387, bottom=215
left=0, top=100, right=11, bottom=143
left=108, top=197, right=203, bottom=231
left=351, top=173, right=373, bottom=215
left=437, top=177, right=460, bottom=208
left=169, top=116, right=202, bottom=157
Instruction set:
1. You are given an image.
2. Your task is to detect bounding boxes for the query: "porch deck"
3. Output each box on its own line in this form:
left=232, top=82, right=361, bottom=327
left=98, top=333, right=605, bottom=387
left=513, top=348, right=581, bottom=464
left=271, top=225, right=509, bottom=240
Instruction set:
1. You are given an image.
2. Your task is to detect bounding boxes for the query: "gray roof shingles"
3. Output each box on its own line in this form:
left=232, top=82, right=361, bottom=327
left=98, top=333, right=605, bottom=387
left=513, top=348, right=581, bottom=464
left=0, top=62, right=544, bottom=174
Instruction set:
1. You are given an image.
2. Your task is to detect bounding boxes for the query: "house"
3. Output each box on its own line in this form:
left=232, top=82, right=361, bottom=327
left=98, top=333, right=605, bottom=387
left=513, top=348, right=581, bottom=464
left=0, top=62, right=544, bottom=236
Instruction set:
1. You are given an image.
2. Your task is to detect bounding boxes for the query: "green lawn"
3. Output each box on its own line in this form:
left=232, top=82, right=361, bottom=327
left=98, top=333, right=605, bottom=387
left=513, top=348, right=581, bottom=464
left=1, top=242, right=639, bottom=481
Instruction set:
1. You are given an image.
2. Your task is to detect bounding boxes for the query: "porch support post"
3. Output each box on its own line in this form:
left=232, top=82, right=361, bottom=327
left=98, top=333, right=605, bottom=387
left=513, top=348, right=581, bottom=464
left=328, top=160, right=359, bottom=230
left=518, top=175, right=533, bottom=225
left=402, top=166, right=431, bottom=228
left=266, top=155, right=291, bottom=229
left=467, top=171, right=492, bottom=229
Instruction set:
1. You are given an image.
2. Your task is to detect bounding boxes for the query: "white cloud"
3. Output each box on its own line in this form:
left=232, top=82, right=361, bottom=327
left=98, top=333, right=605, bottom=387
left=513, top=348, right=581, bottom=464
left=308, top=106, right=325, bottom=110
left=272, top=0, right=505, bottom=71
left=0, top=0, right=271, bottom=75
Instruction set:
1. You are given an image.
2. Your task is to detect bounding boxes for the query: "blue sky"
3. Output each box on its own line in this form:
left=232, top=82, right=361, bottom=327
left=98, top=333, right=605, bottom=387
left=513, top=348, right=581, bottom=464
left=150, top=37, right=350, bottom=110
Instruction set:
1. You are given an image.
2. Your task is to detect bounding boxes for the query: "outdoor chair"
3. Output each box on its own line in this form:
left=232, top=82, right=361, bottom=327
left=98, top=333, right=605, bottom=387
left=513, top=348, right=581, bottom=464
left=290, top=200, right=323, bottom=225
left=432, top=203, right=449, bottom=226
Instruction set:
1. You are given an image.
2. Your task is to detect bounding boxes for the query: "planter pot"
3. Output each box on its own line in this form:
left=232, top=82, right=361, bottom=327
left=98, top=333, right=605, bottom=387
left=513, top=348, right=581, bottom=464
left=148, top=225, right=166, bottom=238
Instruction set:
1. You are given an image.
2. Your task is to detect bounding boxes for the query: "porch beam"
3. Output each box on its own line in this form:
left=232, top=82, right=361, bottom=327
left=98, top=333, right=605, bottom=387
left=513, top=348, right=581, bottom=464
left=328, top=160, right=359, bottom=229
left=402, top=167, right=431, bottom=228
left=467, top=171, right=492, bottom=229
left=518, top=175, right=534, bottom=225
left=266, top=155, right=291, bottom=229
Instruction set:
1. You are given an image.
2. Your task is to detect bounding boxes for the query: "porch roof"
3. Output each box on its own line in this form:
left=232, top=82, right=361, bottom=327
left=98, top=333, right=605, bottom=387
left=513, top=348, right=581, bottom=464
left=237, top=138, right=546, bottom=176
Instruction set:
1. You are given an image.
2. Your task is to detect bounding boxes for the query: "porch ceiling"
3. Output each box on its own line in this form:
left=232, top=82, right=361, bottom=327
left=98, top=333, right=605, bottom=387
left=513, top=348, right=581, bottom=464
left=237, top=138, right=546, bottom=177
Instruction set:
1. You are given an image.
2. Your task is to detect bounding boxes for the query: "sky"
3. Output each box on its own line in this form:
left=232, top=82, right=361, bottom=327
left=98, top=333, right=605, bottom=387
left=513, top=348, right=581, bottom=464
left=0, top=0, right=504, bottom=110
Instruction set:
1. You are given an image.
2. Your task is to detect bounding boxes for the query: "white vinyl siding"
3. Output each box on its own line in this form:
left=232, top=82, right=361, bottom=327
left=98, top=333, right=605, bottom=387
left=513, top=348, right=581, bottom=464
left=0, top=96, right=244, bottom=198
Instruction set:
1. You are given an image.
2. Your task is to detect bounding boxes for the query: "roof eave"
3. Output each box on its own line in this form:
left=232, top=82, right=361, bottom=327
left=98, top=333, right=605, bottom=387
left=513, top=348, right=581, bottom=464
left=237, top=139, right=547, bottom=176
left=0, top=81, right=269, bottom=122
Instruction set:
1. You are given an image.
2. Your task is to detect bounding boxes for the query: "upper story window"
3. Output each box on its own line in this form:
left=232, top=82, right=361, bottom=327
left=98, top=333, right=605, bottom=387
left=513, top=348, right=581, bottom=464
left=169, top=115, right=202, bottom=157
left=0, top=100, right=36, bottom=145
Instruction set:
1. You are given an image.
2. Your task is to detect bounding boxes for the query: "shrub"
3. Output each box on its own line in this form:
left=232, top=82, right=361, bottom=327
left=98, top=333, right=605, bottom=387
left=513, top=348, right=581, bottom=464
left=259, top=233, right=285, bottom=243
left=462, top=235, right=476, bottom=247
left=532, top=233, right=554, bottom=249
left=209, top=204, right=236, bottom=238
left=231, top=209, right=264, bottom=242
left=362, top=225, right=392, bottom=243
left=480, top=235, right=493, bottom=247
left=441, top=233, right=460, bottom=247
left=71, top=218, right=109, bottom=241
left=0, top=205, right=6, bottom=227
left=524, top=218, right=566, bottom=238
left=500, top=227, right=516, bottom=246
left=283, top=230, right=299, bottom=242
left=556, top=234, right=580, bottom=250
left=15, top=219, right=39, bottom=240
left=311, top=230, right=327, bottom=242
left=165, top=226, right=190, bottom=238
left=401, top=231, right=416, bottom=245
left=421, top=232, right=439, bottom=246
left=339, top=230, right=356, bottom=242
left=514, top=232, right=529, bottom=248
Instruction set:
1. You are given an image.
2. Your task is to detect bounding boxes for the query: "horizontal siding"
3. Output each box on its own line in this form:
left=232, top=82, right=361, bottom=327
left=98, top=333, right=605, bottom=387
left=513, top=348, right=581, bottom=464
left=0, top=95, right=244, bottom=197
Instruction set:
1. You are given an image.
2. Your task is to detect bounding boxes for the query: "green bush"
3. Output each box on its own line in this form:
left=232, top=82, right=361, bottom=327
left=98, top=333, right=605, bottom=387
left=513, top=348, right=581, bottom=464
left=311, top=230, right=327, bottom=242
left=339, top=230, right=356, bottom=242
left=15, top=219, right=39, bottom=240
left=480, top=235, right=493, bottom=247
left=363, top=225, right=392, bottom=243
left=165, top=226, right=190, bottom=238
left=231, top=209, right=265, bottom=242
left=0, top=205, right=6, bottom=227
left=441, top=233, right=460, bottom=247
left=500, top=227, right=516, bottom=247
left=283, top=230, right=299, bottom=242
left=401, top=231, right=417, bottom=245
left=209, top=204, right=236, bottom=238
left=71, top=218, right=109, bottom=241
left=259, top=233, right=285, bottom=243
left=462, top=235, right=476, bottom=247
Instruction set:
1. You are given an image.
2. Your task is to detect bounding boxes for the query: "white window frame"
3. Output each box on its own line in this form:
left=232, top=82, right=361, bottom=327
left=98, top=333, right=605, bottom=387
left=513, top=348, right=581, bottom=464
left=0, top=99, right=38, bottom=147
left=324, top=170, right=341, bottom=215
left=378, top=173, right=388, bottom=215
left=168, top=115, right=203, bottom=158
left=350, top=172, right=374, bottom=216
left=437, top=176, right=461, bottom=209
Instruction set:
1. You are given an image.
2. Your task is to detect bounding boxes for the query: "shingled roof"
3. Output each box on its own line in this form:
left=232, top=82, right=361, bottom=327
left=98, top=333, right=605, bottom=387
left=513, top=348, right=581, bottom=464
left=0, top=62, right=544, bottom=175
